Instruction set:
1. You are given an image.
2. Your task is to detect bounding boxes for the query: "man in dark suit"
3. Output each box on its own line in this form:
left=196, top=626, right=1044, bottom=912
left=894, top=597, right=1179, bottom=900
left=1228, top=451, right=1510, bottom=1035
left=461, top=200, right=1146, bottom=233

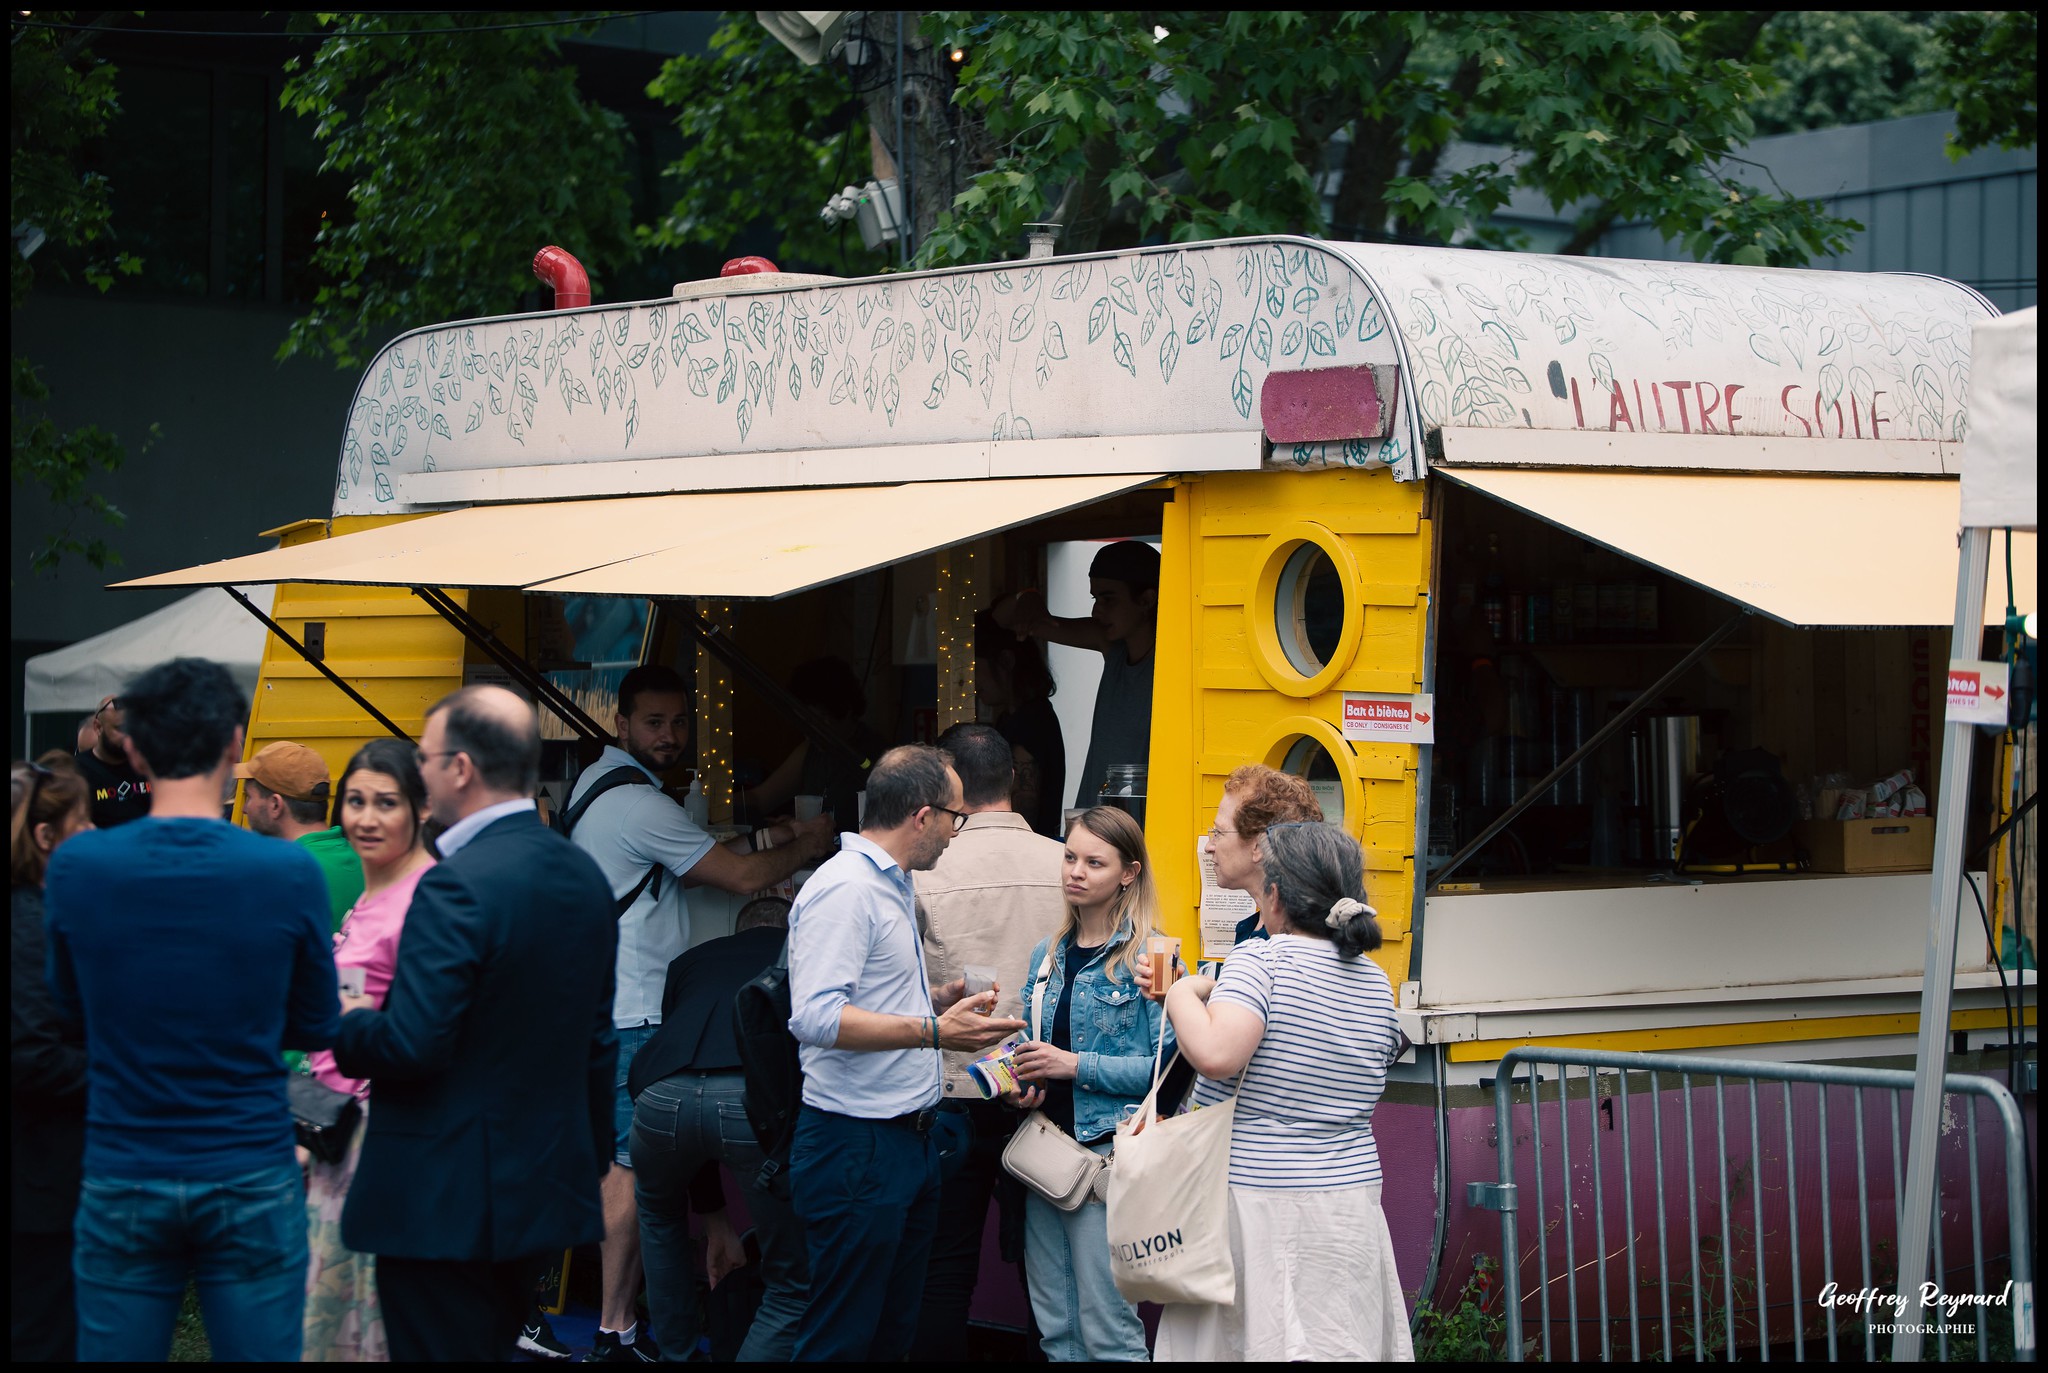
left=333, top=685, right=619, bottom=1362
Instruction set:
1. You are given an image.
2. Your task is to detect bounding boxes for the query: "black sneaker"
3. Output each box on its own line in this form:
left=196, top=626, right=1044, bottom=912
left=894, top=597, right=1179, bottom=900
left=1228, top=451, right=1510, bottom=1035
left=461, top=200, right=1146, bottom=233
left=587, top=1328, right=662, bottom=1363
left=515, top=1312, right=574, bottom=1361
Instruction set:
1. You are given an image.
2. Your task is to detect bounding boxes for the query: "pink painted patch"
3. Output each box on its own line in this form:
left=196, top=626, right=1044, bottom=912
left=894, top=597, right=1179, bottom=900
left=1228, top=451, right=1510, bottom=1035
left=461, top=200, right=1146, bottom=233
left=1260, top=364, right=1398, bottom=443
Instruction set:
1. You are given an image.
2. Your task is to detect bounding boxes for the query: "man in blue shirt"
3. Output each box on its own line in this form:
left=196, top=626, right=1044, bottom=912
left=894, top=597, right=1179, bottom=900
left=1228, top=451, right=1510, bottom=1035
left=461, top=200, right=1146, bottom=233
left=44, top=657, right=340, bottom=1363
left=785, top=744, right=1026, bottom=1361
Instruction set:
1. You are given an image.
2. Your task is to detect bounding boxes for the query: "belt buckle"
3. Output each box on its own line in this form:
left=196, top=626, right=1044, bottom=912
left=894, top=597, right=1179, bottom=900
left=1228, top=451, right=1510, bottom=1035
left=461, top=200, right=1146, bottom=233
left=915, top=1107, right=938, bottom=1133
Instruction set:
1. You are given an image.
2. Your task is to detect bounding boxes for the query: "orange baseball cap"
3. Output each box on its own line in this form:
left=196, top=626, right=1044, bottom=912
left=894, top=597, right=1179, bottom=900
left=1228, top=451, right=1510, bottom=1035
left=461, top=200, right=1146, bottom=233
left=234, top=742, right=331, bottom=802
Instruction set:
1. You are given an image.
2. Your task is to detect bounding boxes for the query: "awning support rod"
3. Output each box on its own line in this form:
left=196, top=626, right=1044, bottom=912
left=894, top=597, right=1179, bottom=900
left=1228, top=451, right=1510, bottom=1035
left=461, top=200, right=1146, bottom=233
left=670, top=603, right=874, bottom=781
left=409, top=587, right=608, bottom=743
left=1427, top=609, right=1750, bottom=892
left=222, top=586, right=413, bottom=743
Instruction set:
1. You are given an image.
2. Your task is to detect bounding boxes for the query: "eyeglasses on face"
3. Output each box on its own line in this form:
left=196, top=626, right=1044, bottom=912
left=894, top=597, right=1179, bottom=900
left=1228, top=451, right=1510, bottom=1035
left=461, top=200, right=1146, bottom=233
left=1207, top=822, right=1264, bottom=842
left=930, top=804, right=970, bottom=833
left=414, top=749, right=464, bottom=770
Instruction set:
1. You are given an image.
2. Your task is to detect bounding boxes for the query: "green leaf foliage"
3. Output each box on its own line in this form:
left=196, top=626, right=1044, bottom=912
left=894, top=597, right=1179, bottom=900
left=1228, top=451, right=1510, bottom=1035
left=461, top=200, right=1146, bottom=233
left=277, top=12, right=639, bottom=370
left=11, top=13, right=142, bottom=575
left=1932, top=10, right=2036, bottom=159
left=1747, top=11, right=1949, bottom=137
left=643, top=17, right=881, bottom=273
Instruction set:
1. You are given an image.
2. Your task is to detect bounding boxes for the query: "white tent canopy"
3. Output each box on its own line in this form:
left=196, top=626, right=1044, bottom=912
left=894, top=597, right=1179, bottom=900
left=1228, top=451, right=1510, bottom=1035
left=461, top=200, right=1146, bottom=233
left=1961, top=307, right=2038, bottom=532
left=23, top=585, right=275, bottom=718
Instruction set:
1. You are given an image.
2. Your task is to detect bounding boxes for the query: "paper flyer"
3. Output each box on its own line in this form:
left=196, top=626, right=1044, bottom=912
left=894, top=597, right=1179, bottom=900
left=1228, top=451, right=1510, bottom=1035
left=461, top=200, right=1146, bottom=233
left=1198, top=838, right=1257, bottom=959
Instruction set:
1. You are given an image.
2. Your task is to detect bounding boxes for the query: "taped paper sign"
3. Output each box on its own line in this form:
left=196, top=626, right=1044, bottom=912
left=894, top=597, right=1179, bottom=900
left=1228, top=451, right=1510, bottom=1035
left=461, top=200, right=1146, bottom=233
left=1945, top=660, right=2011, bottom=726
left=1342, top=692, right=1435, bottom=744
left=1198, top=838, right=1257, bottom=959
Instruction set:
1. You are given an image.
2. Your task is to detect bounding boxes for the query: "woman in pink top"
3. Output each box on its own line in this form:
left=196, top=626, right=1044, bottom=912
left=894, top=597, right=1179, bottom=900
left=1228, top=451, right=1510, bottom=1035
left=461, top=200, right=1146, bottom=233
left=301, top=739, right=434, bottom=1363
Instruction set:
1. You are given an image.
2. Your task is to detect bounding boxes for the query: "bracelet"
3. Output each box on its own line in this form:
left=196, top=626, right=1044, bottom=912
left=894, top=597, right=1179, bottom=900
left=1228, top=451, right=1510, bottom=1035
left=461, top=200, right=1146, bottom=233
left=928, top=1015, right=940, bottom=1050
left=754, top=827, right=774, bottom=852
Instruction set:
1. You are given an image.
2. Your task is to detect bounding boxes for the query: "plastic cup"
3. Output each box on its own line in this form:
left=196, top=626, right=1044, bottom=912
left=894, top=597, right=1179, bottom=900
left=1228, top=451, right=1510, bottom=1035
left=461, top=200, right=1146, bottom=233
left=794, top=794, right=825, bottom=821
left=963, top=964, right=998, bottom=1011
left=1145, top=936, right=1180, bottom=1000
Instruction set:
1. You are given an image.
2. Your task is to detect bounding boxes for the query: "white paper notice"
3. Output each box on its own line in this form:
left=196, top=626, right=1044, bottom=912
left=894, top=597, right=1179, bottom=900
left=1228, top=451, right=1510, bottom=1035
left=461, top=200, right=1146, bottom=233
left=1197, top=838, right=1257, bottom=959
left=1341, top=692, right=1435, bottom=744
left=1945, top=659, right=2012, bottom=726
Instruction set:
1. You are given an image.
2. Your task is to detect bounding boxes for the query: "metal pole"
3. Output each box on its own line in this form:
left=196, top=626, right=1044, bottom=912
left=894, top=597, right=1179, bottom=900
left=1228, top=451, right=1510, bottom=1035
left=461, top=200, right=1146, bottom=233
left=222, top=585, right=412, bottom=742
left=895, top=11, right=910, bottom=266
left=1893, top=523, right=1992, bottom=1362
left=1430, top=610, right=1748, bottom=890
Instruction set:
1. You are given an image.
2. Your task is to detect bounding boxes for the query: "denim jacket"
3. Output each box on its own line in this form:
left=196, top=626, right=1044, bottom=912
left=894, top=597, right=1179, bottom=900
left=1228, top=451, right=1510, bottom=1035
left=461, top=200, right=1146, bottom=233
left=1021, top=921, right=1174, bottom=1144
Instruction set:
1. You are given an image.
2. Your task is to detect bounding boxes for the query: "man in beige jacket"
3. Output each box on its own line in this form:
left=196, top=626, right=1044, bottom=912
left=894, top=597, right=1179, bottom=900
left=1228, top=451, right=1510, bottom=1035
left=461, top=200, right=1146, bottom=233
left=911, top=722, right=1067, bottom=1359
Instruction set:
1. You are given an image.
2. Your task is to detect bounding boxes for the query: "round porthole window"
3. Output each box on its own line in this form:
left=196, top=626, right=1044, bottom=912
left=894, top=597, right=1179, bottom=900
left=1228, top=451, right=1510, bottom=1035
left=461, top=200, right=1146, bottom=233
left=1280, top=734, right=1348, bottom=829
left=1275, top=542, right=1346, bottom=677
left=1248, top=522, right=1364, bottom=699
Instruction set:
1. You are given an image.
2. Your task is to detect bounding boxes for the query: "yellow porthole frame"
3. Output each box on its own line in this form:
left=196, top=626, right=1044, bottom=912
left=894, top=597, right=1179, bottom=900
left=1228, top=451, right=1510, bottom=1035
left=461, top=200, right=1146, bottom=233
left=1247, top=521, right=1364, bottom=699
left=1258, top=715, right=1365, bottom=834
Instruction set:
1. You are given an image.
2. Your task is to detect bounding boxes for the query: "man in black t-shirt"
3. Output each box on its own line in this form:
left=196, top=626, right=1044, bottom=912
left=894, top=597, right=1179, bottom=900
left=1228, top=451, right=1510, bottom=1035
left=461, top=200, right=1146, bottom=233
left=73, top=696, right=151, bottom=828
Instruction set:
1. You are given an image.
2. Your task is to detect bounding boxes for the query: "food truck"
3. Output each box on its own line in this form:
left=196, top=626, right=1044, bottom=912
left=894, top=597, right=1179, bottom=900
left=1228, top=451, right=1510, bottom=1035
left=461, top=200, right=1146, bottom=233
left=126, top=236, right=2036, bottom=1342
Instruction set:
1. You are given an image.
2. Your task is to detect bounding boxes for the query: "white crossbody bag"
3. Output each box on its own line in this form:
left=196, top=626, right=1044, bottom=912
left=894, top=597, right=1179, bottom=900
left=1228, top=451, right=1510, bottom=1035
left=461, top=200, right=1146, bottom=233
left=999, top=947, right=1113, bottom=1211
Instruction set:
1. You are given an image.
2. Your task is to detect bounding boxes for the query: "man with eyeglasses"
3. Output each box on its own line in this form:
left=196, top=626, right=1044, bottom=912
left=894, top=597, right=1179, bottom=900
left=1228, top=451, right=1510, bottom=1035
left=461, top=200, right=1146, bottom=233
left=72, top=696, right=151, bottom=829
left=783, top=744, right=1027, bottom=1361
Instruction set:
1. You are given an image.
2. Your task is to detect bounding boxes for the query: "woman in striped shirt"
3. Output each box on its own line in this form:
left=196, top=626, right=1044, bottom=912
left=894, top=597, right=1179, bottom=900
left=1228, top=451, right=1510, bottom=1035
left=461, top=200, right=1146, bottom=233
left=1150, top=822, right=1413, bottom=1362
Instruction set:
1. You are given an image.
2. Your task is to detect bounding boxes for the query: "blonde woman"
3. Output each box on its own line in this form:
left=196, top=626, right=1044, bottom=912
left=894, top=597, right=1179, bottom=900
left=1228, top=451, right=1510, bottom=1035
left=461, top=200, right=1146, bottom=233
left=1010, top=806, right=1168, bottom=1361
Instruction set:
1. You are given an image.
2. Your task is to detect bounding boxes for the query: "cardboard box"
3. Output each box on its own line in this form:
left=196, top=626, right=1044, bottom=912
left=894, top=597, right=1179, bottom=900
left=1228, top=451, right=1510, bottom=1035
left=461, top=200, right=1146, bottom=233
left=1795, top=817, right=1936, bottom=874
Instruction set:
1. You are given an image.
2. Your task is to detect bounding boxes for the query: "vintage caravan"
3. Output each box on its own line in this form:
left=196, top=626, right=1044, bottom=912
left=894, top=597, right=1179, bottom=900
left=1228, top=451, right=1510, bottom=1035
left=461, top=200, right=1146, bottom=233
left=127, top=236, right=2036, bottom=1346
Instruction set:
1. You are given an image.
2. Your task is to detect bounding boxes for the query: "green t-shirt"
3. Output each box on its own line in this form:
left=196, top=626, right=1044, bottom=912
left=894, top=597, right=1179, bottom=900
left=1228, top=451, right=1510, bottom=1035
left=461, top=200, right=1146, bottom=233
left=296, top=826, right=365, bottom=934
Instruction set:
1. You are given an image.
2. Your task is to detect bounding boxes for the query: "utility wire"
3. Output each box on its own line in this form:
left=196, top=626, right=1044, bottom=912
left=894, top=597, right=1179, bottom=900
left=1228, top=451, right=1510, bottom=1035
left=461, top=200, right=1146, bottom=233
left=10, top=12, right=660, bottom=39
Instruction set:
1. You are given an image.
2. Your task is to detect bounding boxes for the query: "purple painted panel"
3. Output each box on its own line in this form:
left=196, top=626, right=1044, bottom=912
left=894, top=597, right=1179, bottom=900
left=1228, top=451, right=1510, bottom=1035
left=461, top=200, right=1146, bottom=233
left=1260, top=364, right=1398, bottom=443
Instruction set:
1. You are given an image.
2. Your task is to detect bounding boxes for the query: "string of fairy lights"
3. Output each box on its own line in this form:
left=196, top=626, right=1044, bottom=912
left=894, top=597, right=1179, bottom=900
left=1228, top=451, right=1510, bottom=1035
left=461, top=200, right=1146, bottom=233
left=695, top=599, right=735, bottom=823
left=935, top=542, right=980, bottom=732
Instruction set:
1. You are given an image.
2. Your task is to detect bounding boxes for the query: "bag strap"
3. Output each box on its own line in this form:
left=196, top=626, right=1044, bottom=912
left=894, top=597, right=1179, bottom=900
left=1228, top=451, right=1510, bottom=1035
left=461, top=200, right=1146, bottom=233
left=1029, top=945, right=1056, bottom=1042
left=1131, top=950, right=1259, bottom=1128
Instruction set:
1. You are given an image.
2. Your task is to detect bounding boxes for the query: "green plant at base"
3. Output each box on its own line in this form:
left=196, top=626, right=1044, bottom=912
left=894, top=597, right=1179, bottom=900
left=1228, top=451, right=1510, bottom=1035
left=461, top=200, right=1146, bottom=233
left=1416, top=1252, right=1507, bottom=1362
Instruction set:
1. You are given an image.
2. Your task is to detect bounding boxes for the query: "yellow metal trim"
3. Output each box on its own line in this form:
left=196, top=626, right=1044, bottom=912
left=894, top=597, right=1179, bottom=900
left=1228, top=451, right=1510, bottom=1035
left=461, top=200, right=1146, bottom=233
left=1445, top=1006, right=2036, bottom=1062
left=1246, top=521, right=1366, bottom=698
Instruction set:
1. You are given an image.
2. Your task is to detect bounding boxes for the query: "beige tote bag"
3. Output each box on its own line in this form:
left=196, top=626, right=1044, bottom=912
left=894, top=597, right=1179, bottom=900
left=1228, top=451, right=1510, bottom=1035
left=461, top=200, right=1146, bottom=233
left=1104, top=1013, right=1241, bottom=1305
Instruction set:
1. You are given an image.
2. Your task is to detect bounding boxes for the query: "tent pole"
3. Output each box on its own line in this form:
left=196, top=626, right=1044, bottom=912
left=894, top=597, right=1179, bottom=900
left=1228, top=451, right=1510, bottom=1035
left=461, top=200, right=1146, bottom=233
left=1891, top=524, right=1992, bottom=1361
left=222, top=586, right=412, bottom=743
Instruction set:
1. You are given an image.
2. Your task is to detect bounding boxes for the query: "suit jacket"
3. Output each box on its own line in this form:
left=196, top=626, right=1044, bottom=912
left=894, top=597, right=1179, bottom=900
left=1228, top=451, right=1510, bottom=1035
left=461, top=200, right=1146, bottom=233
left=333, top=811, right=618, bottom=1262
left=11, top=885, right=87, bottom=1233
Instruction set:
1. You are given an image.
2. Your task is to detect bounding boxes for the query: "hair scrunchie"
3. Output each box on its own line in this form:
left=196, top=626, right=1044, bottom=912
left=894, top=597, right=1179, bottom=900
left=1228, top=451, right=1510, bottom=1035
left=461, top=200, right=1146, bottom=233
left=1326, top=896, right=1376, bottom=929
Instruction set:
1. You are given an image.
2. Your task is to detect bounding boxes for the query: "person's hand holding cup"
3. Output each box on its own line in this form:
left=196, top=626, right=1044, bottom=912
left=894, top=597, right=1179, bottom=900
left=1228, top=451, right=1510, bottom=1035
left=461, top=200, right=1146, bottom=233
left=962, top=964, right=999, bottom=1013
left=1143, top=935, right=1182, bottom=1001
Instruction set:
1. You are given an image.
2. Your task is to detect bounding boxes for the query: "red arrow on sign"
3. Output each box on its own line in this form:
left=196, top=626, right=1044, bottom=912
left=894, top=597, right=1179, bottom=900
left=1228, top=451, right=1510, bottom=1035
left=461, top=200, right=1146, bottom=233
left=1984, top=685, right=2006, bottom=700
left=1413, top=710, right=1432, bottom=724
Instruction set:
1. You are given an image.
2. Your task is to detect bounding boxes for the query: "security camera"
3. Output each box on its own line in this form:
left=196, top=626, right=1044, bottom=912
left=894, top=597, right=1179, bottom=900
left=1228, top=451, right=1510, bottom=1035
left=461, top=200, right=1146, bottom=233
left=755, top=11, right=855, bottom=66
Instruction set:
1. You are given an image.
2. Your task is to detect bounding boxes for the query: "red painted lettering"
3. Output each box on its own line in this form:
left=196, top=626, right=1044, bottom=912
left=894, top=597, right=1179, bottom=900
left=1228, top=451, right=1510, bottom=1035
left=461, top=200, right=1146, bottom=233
left=1570, top=376, right=1585, bottom=428
left=1662, top=381, right=1692, bottom=433
left=1782, top=385, right=1813, bottom=436
left=1869, top=391, right=1887, bottom=438
left=1850, top=393, right=1863, bottom=438
left=1697, top=382, right=1723, bottom=434
left=1650, top=379, right=1669, bottom=428
left=1722, top=384, right=1744, bottom=432
left=1608, top=383, right=1634, bottom=431
left=1633, top=381, right=1649, bottom=432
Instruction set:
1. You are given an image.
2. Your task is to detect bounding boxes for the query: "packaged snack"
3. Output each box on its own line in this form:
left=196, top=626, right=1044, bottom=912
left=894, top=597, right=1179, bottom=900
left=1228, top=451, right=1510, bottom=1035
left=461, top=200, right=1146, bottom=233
left=1870, top=768, right=1916, bottom=804
left=965, top=1035, right=1028, bottom=1100
left=1899, top=786, right=1929, bottom=817
left=1834, top=790, right=1869, bottom=821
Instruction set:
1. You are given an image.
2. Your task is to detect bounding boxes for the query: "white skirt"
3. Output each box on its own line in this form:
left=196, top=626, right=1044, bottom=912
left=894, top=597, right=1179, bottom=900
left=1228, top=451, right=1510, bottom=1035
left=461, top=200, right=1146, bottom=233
left=1154, top=1180, right=1414, bottom=1362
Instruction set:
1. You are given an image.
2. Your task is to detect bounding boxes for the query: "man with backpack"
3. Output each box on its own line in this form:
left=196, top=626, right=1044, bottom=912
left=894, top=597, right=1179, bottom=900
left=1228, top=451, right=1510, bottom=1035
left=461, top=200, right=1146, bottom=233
left=563, top=664, right=836, bottom=1363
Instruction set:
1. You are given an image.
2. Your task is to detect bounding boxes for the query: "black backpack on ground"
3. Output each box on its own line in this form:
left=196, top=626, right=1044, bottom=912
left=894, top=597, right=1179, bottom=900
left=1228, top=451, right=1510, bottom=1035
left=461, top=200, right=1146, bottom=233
left=552, top=764, right=665, bottom=917
left=732, top=942, right=804, bottom=1196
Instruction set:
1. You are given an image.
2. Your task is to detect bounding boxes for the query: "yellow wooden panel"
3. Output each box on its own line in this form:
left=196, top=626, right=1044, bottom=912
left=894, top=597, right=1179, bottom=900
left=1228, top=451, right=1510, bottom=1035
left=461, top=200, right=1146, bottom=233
left=1446, top=1005, right=2035, bottom=1062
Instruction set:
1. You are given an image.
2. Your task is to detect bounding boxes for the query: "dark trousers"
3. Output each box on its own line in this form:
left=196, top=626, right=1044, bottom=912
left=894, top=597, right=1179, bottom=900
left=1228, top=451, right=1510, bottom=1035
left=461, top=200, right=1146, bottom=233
left=789, top=1106, right=941, bottom=1362
left=378, top=1253, right=546, bottom=1363
left=911, top=1101, right=1023, bottom=1361
left=632, top=1070, right=810, bottom=1363
left=12, top=1229, right=76, bottom=1362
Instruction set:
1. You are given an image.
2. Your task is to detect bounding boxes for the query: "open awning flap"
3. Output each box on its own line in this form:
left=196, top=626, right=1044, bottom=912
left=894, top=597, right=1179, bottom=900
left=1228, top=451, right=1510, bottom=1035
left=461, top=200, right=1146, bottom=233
left=1435, top=466, right=2034, bottom=629
left=115, top=474, right=1165, bottom=599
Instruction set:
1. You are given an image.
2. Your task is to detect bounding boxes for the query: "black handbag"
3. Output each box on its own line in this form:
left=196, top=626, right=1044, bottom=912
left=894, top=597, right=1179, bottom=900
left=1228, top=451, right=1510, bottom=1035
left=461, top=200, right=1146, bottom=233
left=288, top=1071, right=362, bottom=1166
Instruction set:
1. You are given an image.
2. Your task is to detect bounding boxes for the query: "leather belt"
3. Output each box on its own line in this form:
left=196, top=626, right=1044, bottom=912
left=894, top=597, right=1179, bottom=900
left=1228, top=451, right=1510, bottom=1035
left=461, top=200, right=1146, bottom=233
left=885, top=1107, right=940, bottom=1134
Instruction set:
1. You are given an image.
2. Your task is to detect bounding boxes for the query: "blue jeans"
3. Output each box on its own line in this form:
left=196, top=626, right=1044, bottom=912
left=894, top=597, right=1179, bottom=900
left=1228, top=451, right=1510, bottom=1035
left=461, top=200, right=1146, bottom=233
left=614, top=1022, right=659, bottom=1166
left=788, top=1106, right=941, bottom=1362
left=1024, top=1140, right=1149, bottom=1361
left=73, top=1161, right=309, bottom=1362
left=631, top=1071, right=810, bottom=1363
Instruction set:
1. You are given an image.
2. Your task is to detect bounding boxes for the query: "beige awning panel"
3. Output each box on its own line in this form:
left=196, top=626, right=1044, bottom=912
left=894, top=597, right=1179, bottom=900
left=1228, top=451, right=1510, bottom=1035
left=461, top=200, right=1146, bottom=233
left=116, top=474, right=1164, bottom=599
left=1435, top=467, right=2034, bottom=628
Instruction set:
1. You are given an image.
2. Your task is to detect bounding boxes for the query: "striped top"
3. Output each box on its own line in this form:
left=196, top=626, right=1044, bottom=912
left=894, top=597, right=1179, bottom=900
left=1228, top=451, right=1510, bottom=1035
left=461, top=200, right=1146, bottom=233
left=1188, top=934, right=1402, bottom=1190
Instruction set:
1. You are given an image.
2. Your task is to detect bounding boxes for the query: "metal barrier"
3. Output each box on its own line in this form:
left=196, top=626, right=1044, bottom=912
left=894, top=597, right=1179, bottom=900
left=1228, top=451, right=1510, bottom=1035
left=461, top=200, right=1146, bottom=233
left=1470, top=1047, right=2035, bottom=1362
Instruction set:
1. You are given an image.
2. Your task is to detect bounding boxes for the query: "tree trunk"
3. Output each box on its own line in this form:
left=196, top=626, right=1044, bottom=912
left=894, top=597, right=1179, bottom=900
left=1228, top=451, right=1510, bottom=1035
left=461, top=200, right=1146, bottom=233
left=856, top=12, right=970, bottom=259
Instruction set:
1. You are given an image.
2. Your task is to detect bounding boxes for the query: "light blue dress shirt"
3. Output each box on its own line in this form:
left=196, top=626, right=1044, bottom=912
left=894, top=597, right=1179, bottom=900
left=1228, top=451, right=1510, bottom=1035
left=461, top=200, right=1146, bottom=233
left=434, top=797, right=536, bottom=856
left=786, top=832, right=943, bottom=1118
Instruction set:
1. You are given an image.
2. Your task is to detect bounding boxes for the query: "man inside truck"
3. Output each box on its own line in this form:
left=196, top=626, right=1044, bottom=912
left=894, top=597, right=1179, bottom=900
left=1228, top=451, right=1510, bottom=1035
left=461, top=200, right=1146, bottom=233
left=994, top=540, right=1160, bottom=810
left=563, top=664, right=837, bottom=1362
